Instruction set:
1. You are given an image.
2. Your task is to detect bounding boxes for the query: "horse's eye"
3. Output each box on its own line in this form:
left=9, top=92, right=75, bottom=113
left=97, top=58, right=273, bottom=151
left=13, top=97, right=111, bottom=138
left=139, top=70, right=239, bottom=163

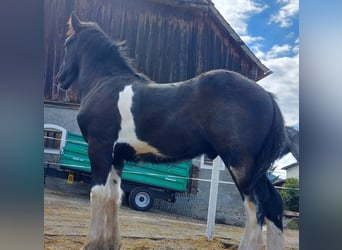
left=113, top=179, right=117, bottom=184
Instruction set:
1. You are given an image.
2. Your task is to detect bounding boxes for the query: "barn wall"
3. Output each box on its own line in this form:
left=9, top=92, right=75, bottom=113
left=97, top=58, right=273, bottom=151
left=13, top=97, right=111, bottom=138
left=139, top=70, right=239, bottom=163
left=153, top=163, right=246, bottom=226
left=45, top=0, right=262, bottom=103
left=44, top=103, right=80, bottom=133
left=286, top=164, right=299, bottom=179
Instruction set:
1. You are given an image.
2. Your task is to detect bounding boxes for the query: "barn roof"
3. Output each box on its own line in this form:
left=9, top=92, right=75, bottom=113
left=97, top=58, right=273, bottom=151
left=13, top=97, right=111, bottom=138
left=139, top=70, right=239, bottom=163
left=152, top=0, right=271, bottom=80
left=208, top=4, right=272, bottom=80
left=154, top=0, right=210, bottom=6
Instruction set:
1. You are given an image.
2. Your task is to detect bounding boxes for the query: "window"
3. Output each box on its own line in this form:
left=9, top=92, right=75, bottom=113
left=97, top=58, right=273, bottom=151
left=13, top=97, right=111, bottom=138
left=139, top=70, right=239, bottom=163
left=44, top=129, right=62, bottom=150
left=44, top=124, right=67, bottom=154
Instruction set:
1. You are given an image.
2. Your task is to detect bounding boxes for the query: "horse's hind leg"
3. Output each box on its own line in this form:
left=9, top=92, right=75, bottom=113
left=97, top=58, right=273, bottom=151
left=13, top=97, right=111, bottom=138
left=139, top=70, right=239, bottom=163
left=221, top=154, right=283, bottom=250
left=255, top=175, right=284, bottom=250
left=219, top=155, right=263, bottom=249
left=239, top=196, right=264, bottom=250
left=239, top=174, right=284, bottom=250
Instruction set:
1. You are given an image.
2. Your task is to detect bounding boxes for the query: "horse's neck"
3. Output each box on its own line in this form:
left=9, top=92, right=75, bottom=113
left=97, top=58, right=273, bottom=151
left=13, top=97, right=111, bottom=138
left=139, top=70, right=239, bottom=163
left=78, top=70, right=138, bottom=101
left=78, top=75, right=110, bottom=100
left=78, top=54, right=144, bottom=99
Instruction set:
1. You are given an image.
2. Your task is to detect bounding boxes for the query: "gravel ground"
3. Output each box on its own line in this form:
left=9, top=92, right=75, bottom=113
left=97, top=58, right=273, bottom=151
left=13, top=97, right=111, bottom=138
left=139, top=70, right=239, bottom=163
left=44, top=177, right=299, bottom=250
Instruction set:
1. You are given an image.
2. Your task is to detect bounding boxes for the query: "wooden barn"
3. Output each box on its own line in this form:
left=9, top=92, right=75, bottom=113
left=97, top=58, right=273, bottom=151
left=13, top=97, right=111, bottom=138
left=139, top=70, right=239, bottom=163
left=44, top=0, right=271, bottom=104
left=44, top=0, right=272, bottom=225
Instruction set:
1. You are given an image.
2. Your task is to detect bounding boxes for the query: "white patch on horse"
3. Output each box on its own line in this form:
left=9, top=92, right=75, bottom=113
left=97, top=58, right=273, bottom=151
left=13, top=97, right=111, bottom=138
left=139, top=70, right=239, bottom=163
left=83, top=167, right=122, bottom=250
left=239, top=199, right=263, bottom=250
left=116, top=85, right=164, bottom=157
left=87, top=185, right=106, bottom=242
left=266, top=218, right=284, bottom=250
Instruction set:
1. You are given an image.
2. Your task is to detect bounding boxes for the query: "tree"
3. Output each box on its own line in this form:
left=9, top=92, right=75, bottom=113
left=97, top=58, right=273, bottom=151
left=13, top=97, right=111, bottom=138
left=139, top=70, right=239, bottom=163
left=279, top=178, right=299, bottom=212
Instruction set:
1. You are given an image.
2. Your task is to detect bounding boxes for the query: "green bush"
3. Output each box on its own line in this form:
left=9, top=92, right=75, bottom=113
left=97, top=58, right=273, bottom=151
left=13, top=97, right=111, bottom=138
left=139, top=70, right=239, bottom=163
left=279, top=178, right=299, bottom=212
left=286, top=218, right=299, bottom=230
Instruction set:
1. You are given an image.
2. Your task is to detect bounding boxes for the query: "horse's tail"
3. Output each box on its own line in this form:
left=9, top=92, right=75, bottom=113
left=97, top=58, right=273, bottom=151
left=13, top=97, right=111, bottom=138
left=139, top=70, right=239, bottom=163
left=255, top=93, right=286, bottom=178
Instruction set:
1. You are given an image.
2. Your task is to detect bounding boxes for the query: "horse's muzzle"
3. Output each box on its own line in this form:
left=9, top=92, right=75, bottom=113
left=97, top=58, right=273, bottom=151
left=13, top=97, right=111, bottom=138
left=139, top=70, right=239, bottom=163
left=56, top=70, right=72, bottom=90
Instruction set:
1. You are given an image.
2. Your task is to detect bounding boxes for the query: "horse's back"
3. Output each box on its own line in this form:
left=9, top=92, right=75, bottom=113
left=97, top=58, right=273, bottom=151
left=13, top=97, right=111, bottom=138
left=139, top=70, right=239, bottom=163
left=196, top=69, right=268, bottom=97
left=127, top=69, right=276, bottom=160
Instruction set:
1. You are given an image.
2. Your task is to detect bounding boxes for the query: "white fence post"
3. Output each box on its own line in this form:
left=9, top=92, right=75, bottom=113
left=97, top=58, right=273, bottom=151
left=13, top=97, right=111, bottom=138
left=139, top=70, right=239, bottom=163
left=206, top=156, right=222, bottom=240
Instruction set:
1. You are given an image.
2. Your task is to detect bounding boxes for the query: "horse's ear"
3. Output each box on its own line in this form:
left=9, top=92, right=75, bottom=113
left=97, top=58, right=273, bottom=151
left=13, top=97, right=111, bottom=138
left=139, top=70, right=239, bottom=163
left=67, top=12, right=82, bottom=36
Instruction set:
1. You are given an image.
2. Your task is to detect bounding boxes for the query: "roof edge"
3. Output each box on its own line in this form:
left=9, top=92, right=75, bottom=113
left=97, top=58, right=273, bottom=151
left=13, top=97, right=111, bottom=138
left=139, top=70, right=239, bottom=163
left=146, top=0, right=210, bottom=8
left=208, top=3, right=272, bottom=81
left=145, top=0, right=272, bottom=81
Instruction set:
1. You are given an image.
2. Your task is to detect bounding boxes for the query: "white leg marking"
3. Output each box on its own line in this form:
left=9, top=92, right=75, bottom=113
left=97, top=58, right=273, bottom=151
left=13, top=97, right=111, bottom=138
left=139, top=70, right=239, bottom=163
left=116, top=85, right=165, bottom=156
left=84, top=168, right=123, bottom=250
left=103, top=168, right=123, bottom=246
left=239, top=199, right=263, bottom=250
left=88, top=185, right=106, bottom=242
left=266, top=218, right=284, bottom=250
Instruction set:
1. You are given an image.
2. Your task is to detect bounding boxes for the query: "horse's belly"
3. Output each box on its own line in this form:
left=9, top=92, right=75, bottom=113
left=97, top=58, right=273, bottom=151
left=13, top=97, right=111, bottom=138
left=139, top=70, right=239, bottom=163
left=116, top=136, right=164, bottom=157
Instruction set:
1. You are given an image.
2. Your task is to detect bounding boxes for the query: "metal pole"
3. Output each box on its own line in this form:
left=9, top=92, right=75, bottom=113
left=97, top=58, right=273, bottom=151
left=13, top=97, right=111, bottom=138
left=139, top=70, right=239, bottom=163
left=206, top=156, right=221, bottom=240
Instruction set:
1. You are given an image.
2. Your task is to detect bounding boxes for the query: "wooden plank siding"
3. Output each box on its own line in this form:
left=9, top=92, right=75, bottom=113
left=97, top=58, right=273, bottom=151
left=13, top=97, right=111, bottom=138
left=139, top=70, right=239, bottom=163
left=44, top=0, right=269, bottom=103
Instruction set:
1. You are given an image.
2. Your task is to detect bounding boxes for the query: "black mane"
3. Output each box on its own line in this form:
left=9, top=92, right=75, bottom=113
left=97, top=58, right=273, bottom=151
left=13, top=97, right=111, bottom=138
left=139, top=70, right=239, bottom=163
left=78, top=22, right=144, bottom=79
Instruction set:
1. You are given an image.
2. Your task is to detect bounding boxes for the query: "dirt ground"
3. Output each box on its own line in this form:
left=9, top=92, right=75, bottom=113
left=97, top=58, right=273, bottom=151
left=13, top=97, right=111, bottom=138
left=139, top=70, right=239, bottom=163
left=44, top=177, right=299, bottom=250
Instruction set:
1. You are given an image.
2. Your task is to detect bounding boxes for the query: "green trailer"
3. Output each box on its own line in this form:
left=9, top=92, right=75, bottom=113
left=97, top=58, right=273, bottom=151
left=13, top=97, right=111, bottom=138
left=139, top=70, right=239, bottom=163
left=45, top=131, right=192, bottom=211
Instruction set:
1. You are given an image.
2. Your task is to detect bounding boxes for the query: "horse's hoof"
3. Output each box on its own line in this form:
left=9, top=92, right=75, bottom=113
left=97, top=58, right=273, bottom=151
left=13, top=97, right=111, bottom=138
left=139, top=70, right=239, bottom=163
left=81, top=240, right=120, bottom=250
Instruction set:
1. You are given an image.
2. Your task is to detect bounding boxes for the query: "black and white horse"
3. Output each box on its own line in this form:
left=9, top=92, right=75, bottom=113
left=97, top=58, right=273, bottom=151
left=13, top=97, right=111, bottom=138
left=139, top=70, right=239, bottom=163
left=57, top=13, right=288, bottom=250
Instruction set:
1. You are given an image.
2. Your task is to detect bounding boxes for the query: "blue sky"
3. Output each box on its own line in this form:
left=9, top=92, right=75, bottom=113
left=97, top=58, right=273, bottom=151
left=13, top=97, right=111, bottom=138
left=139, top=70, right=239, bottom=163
left=212, top=0, right=299, bottom=127
left=211, top=0, right=299, bottom=176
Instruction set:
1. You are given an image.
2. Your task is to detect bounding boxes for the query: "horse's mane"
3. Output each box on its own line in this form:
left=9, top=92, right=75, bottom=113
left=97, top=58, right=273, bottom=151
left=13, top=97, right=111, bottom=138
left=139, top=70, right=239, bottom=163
left=113, top=40, right=135, bottom=70
left=73, top=21, right=149, bottom=82
left=112, top=40, right=151, bottom=82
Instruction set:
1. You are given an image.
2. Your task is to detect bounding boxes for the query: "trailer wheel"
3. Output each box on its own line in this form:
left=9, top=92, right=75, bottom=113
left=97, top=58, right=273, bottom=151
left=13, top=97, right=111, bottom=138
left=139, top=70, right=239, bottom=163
left=128, top=187, right=154, bottom=211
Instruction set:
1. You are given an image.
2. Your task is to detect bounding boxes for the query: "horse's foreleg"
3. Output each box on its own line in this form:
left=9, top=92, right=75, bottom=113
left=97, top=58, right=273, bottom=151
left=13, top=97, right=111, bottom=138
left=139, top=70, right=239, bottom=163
left=82, top=185, right=106, bottom=249
left=90, top=187, right=106, bottom=240
left=82, top=141, right=122, bottom=250
left=103, top=167, right=123, bottom=249
left=82, top=168, right=123, bottom=250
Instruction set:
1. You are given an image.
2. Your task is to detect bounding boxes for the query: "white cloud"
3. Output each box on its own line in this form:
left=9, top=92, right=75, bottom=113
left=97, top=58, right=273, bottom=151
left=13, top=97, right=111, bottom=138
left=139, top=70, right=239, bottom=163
left=212, top=0, right=299, bottom=126
left=269, top=0, right=299, bottom=28
left=293, top=38, right=299, bottom=54
left=286, top=31, right=295, bottom=40
left=249, top=42, right=266, bottom=58
left=266, top=44, right=292, bottom=59
left=240, top=35, right=264, bottom=44
left=258, top=51, right=299, bottom=126
left=211, top=0, right=267, bottom=35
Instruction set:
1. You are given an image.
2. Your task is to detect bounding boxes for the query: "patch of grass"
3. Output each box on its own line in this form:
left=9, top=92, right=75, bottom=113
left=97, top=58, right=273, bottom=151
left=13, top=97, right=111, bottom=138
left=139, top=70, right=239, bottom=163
left=286, top=218, right=299, bottom=230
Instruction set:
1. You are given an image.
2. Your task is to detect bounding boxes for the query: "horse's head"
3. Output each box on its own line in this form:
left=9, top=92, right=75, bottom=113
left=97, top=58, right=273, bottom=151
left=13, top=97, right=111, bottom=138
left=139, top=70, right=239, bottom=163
left=57, top=13, right=105, bottom=90
left=56, top=13, right=83, bottom=90
left=57, top=13, right=145, bottom=91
